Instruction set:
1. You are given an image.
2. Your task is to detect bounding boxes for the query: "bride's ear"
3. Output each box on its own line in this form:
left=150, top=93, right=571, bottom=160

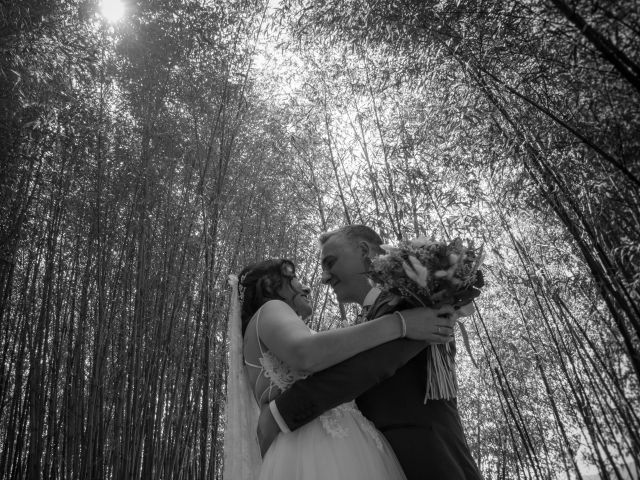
left=258, top=277, right=276, bottom=298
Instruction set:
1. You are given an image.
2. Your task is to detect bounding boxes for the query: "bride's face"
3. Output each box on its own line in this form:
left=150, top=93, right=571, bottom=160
left=277, top=277, right=313, bottom=320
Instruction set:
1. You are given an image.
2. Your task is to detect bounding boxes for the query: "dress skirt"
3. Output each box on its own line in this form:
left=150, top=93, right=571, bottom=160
left=258, top=401, right=407, bottom=480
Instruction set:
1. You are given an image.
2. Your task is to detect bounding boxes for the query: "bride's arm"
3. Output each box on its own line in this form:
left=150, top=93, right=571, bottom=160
left=259, top=300, right=406, bottom=373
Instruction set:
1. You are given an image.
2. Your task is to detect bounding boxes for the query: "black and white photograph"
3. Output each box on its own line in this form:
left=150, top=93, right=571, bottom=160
left=1, top=0, right=638, bottom=479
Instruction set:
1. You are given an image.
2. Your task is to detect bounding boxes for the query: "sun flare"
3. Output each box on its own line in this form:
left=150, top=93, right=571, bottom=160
left=100, top=0, right=125, bottom=23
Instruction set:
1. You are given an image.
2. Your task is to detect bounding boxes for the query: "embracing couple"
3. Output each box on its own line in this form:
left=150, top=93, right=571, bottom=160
left=226, top=225, right=483, bottom=480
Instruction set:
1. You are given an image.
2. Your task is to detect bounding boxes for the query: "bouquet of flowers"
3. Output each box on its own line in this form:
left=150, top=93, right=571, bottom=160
left=368, top=237, right=484, bottom=401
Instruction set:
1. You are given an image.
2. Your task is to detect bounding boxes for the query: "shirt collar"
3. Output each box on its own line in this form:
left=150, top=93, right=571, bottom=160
left=362, top=287, right=381, bottom=308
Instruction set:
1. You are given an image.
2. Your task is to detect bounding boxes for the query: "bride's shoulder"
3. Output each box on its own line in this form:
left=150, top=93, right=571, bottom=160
left=253, top=300, right=299, bottom=336
left=246, top=300, right=291, bottom=329
left=260, top=299, right=295, bottom=317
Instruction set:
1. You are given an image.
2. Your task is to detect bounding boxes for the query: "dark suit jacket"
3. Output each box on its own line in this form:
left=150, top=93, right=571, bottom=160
left=274, top=293, right=483, bottom=480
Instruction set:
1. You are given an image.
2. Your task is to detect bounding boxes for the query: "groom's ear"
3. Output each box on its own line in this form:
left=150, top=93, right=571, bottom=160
left=357, top=241, right=371, bottom=258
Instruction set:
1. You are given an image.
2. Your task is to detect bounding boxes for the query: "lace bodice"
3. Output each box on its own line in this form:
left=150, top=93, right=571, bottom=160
left=246, top=304, right=385, bottom=449
left=258, top=350, right=309, bottom=391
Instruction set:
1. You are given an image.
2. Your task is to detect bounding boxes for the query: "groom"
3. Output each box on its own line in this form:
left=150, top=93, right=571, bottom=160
left=258, top=225, right=483, bottom=480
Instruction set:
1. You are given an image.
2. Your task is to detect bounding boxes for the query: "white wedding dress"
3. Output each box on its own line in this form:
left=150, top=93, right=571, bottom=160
left=244, top=307, right=407, bottom=480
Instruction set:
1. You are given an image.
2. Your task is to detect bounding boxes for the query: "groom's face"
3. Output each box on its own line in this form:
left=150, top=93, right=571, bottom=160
left=320, top=234, right=370, bottom=304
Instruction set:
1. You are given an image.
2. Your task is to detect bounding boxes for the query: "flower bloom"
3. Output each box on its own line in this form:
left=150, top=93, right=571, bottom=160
left=380, top=244, right=401, bottom=254
left=410, top=236, right=434, bottom=248
left=402, top=255, right=428, bottom=287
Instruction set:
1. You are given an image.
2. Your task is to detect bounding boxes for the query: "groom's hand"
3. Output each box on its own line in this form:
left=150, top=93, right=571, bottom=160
left=257, top=404, right=281, bottom=457
left=401, top=305, right=458, bottom=343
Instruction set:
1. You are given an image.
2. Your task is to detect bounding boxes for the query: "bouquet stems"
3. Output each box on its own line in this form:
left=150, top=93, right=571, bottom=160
left=407, top=296, right=459, bottom=401
left=424, top=342, right=458, bottom=402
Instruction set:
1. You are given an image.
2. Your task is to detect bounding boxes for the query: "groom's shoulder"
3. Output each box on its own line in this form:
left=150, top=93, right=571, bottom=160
left=369, top=292, right=399, bottom=319
left=369, top=291, right=415, bottom=319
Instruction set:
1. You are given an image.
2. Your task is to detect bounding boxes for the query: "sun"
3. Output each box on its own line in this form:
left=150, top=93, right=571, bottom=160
left=100, top=0, right=125, bottom=23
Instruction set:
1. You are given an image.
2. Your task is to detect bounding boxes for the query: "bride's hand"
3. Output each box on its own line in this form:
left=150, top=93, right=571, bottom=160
left=399, top=305, right=457, bottom=344
left=257, top=404, right=280, bottom=457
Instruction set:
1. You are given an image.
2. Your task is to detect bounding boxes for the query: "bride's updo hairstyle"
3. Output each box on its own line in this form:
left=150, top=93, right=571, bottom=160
left=238, top=259, right=296, bottom=335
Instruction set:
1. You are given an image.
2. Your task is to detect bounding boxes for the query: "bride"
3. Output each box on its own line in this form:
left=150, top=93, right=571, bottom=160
left=224, top=258, right=455, bottom=480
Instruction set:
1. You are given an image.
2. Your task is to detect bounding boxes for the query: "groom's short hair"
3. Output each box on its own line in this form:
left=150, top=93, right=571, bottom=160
left=319, top=225, right=384, bottom=254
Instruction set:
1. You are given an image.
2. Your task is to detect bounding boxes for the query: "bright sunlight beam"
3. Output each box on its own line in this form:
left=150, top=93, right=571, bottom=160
left=100, top=0, right=125, bottom=23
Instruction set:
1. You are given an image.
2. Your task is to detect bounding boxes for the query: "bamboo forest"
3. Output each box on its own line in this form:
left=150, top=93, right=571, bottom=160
left=0, top=0, right=639, bottom=479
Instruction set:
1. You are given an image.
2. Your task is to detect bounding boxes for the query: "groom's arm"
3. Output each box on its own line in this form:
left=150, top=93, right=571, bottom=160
left=274, top=337, right=427, bottom=430
left=257, top=338, right=427, bottom=452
